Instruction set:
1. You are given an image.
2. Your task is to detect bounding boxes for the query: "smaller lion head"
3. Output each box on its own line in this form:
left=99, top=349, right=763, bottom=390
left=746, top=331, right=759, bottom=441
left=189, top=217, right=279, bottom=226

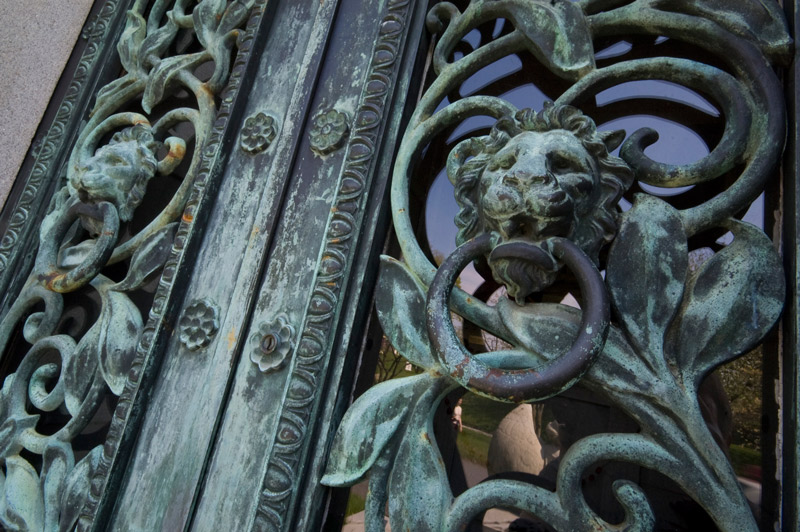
left=448, top=102, right=633, bottom=302
left=70, top=124, right=160, bottom=223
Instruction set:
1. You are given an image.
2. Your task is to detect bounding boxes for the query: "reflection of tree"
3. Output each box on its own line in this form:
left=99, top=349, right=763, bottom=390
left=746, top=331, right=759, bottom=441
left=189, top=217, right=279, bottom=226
left=481, top=331, right=512, bottom=352
left=690, top=248, right=762, bottom=452
left=374, top=336, right=408, bottom=383
left=718, top=346, right=762, bottom=450
left=480, top=287, right=512, bottom=352
left=374, top=315, right=465, bottom=383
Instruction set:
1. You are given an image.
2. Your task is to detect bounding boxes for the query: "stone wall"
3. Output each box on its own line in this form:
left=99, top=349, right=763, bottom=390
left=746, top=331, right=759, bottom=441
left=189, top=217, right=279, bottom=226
left=0, top=1, right=94, bottom=208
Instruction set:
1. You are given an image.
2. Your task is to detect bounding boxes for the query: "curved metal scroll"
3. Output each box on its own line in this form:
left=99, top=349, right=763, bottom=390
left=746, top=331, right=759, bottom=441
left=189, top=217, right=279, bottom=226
left=0, top=1, right=255, bottom=529
left=324, top=1, right=789, bottom=531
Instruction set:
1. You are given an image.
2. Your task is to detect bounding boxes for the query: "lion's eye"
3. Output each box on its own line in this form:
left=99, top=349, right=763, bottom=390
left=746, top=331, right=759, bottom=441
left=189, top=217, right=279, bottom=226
left=495, top=152, right=516, bottom=170
left=550, top=153, right=574, bottom=173
left=107, top=154, right=128, bottom=167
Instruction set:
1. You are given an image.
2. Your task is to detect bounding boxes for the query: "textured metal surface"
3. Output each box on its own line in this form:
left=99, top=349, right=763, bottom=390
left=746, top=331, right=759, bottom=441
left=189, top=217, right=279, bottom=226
left=0, top=0, right=793, bottom=530
left=427, top=233, right=610, bottom=403
left=0, top=0, right=256, bottom=529
left=0, top=0, right=132, bottom=311
left=324, top=1, right=791, bottom=531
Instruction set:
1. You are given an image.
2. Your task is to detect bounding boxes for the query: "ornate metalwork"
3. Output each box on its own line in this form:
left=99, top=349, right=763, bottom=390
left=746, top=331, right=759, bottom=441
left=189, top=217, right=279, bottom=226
left=83, top=0, right=268, bottom=527
left=309, top=108, right=350, bottom=155
left=323, top=1, right=791, bottom=531
left=250, top=314, right=295, bottom=373
left=253, top=1, right=414, bottom=528
left=240, top=111, right=278, bottom=154
left=179, top=298, right=220, bottom=351
left=0, top=0, right=254, bottom=529
left=0, top=0, right=126, bottom=297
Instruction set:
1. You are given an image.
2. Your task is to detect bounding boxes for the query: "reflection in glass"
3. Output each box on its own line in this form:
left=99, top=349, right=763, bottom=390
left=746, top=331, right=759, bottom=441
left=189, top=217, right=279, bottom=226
left=338, top=3, right=773, bottom=529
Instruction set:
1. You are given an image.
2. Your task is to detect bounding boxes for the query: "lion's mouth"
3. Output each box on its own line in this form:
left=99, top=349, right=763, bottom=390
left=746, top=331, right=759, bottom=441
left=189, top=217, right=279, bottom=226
left=479, top=188, right=578, bottom=299
left=498, top=213, right=573, bottom=242
left=486, top=240, right=560, bottom=303
left=542, top=190, right=571, bottom=216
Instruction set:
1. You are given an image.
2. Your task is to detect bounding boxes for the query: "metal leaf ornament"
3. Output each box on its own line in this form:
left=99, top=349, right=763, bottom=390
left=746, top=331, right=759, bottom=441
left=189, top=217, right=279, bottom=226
left=374, top=256, right=438, bottom=371
left=642, top=0, right=793, bottom=63
left=322, top=373, right=433, bottom=486
left=429, top=0, right=595, bottom=79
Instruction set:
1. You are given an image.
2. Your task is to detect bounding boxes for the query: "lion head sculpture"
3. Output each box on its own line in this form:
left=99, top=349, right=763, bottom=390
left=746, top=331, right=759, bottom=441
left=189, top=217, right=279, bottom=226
left=70, top=124, right=160, bottom=223
left=447, top=102, right=634, bottom=302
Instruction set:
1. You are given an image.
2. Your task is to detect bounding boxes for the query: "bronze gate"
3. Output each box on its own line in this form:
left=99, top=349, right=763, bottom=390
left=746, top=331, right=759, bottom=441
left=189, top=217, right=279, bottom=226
left=0, top=1, right=797, bottom=530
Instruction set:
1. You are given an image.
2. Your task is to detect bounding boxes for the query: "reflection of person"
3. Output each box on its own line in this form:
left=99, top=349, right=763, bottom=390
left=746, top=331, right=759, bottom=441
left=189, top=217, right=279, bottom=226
left=452, top=399, right=463, bottom=432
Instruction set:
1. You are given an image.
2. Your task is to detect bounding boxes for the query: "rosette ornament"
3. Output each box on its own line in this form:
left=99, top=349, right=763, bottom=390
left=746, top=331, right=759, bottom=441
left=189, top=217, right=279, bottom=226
left=309, top=109, right=349, bottom=155
left=250, top=314, right=295, bottom=374
left=240, top=112, right=278, bottom=154
left=178, top=299, right=220, bottom=351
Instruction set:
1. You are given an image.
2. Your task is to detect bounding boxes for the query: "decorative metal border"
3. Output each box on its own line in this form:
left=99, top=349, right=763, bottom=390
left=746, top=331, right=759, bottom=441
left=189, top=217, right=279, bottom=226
left=75, top=1, right=271, bottom=529
left=252, top=1, right=413, bottom=529
left=0, top=0, right=127, bottom=294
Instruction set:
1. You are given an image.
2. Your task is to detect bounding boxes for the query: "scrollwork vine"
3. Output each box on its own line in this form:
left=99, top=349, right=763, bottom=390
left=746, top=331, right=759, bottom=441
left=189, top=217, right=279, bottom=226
left=323, top=1, right=790, bottom=531
left=0, top=1, right=254, bottom=529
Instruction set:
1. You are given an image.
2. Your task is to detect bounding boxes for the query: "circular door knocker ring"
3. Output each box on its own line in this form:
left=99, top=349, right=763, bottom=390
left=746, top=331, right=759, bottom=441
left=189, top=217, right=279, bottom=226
left=37, top=200, right=119, bottom=293
left=426, top=233, right=610, bottom=403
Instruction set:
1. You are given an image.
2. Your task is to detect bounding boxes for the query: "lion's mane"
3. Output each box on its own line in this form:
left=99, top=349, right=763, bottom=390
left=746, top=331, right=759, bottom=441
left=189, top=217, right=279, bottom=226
left=448, top=102, right=634, bottom=265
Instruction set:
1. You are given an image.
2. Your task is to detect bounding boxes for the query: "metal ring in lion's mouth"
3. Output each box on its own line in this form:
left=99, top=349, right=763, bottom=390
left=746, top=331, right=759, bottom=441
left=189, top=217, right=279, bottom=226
left=426, top=233, right=610, bottom=403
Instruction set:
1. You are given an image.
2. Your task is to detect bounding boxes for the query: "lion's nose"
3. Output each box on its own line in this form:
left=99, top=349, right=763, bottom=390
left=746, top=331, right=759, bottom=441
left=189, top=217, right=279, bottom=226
left=507, top=169, right=552, bottom=187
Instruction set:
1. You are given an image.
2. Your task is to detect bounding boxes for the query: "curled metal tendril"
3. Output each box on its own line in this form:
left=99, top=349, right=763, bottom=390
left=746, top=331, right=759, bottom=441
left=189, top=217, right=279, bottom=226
left=372, top=1, right=789, bottom=531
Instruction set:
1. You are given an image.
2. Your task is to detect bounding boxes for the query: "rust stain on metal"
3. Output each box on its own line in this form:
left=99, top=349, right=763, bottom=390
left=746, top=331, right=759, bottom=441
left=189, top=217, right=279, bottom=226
left=227, top=327, right=237, bottom=351
left=169, top=142, right=186, bottom=160
left=42, top=272, right=66, bottom=291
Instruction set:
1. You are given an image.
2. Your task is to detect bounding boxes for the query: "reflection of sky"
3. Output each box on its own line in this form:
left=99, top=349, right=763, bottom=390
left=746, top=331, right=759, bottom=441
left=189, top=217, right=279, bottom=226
left=600, top=115, right=709, bottom=168
left=425, top=169, right=486, bottom=294
left=596, top=80, right=718, bottom=115
left=595, top=40, right=632, bottom=60
left=460, top=55, right=522, bottom=96
left=424, top=53, right=763, bottom=295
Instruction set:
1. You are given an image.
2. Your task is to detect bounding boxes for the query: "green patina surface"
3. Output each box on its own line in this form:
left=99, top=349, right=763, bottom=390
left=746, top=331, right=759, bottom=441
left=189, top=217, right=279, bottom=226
left=323, top=1, right=791, bottom=531
left=0, top=0, right=254, bottom=529
left=0, top=0, right=792, bottom=531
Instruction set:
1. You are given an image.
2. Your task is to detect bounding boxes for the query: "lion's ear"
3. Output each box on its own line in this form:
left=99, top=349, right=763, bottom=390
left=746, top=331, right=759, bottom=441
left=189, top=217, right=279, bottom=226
left=446, top=137, right=485, bottom=184
left=599, top=129, right=626, bottom=152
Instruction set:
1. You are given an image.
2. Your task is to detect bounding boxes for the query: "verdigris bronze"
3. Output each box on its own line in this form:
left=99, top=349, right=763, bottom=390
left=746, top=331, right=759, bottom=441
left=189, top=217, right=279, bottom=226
left=0, top=1, right=255, bottom=529
left=447, top=103, right=631, bottom=301
left=179, top=298, right=221, bottom=351
left=323, top=0, right=790, bottom=531
left=250, top=314, right=295, bottom=374
left=241, top=112, right=279, bottom=154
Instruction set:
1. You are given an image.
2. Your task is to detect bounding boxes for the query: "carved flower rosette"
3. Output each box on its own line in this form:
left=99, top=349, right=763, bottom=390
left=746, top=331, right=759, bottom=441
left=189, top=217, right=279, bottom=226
left=0, top=1, right=255, bottom=529
left=250, top=314, right=295, bottom=374
left=240, top=111, right=278, bottom=154
left=179, top=299, right=220, bottom=351
left=323, top=1, right=791, bottom=531
left=309, top=108, right=350, bottom=155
